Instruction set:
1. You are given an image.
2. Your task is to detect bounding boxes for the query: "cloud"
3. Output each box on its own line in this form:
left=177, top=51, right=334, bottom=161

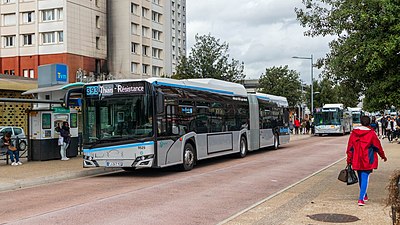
left=186, top=0, right=335, bottom=82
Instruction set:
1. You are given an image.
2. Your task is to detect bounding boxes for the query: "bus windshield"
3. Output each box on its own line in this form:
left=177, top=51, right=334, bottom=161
left=83, top=94, right=153, bottom=144
left=352, top=113, right=361, bottom=123
left=314, top=111, right=341, bottom=125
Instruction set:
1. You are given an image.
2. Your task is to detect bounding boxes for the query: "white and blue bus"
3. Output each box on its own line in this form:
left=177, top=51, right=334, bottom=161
left=348, top=107, right=363, bottom=128
left=69, top=78, right=290, bottom=171
left=314, top=103, right=352, bottom=136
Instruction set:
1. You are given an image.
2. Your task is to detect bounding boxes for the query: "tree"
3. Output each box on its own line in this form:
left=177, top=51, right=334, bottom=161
left=173, top=34, right=245, bottom=82
left=258, top=66, right=302, bottom=108
left=295, top=0, right=400, bottom=111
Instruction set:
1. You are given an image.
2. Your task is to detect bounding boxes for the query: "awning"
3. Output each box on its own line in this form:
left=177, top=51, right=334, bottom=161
left=22, top=82, right=85, bottom=95
left=0, top=78, right=37, bottom=91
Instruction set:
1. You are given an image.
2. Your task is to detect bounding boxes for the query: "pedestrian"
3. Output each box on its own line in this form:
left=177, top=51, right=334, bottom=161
left=294, top=117, right=300, bottom=135
left=58, top=121, right=71, bottom=160
left=381, top=116, right=388, bottom=139
left=346, top=116, right=387, bottom=206
left=0, top=132, right=22, bottom=166
left=306, top=119, right=311, bottom=134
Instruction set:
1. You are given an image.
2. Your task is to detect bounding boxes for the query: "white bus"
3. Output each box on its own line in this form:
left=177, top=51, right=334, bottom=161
left=348, top=107, right=363, bottom=128
left=314, top=104, right=352, bottom=136
left=67, top=78, right=290, bottom=171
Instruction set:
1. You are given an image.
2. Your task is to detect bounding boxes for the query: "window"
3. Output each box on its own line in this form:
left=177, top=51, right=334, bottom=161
left=152, top=0, right=160, bottom=5
left=23, top=34, right=34, bottom=46
left=41, top=8, right=62, bottom=22
left=29, top=69, right=34, bottom=78
left=131, top=42, right=139, bottom=54
left=142, top=64, right=149, bottom=75
left=131, top=62, right=138, bottom=73
left=95, top=0, right=99, bottom=7
left=3, top=13, right=16, bottom=26
left=4, top=35, right=15, bottom=47
left=58, top=31, right=63, bottom=43
left=96, top=37, right=100, bottom=49
left=152, top=29, right=161, bottom=40
left=42, top=9, right=55, bottom=21
left=96, top=16, right=100, bottom=28
left=142, top=45, right=149, bottom=56
left=3, top=0, right=15, bottom=4
left=131, top=23, right=138, bottom=35
left=23, top=69, right=28, bottom=78
left=22, top=11, right=34, bottom=24
left=142, top=26, right=149, bottom=37
left=10, top=70, right=15, bottom=75
left=152, top=11, right=161, bottom=23
left=152, top=66, right=162, bottom=76
left=42, top=32, right=55, bottom=44
left=152, top=48, right=162, bottom=59
left=142, top=7, right=149, bottom=18
left=131, top=3, right=139, bottom=14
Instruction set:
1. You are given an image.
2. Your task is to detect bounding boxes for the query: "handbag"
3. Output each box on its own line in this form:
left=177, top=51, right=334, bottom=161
left=338, top=167, right=348, bottom=183
left=346, top=165, right=358, bottom=185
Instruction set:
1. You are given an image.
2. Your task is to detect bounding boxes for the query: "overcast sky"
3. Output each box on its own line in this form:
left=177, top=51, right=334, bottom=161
left=186, top=0, right=335, bottom=84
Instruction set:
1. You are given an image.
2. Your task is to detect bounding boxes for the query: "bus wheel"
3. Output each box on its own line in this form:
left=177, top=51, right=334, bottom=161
left=238, top=136, right=248, bottom=158
left=181, top=143, right=195, bottom=171
left=122, top=167, right=136, bottom=172
left=273, top=135, right=279, bottom=150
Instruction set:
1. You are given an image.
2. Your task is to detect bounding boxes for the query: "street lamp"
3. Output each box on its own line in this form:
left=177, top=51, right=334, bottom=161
left=292, top=54, right=314, bottom=115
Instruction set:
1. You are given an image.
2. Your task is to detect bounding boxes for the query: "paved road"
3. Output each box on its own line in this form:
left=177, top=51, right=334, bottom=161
left=0, top=135, right=348, bottom=225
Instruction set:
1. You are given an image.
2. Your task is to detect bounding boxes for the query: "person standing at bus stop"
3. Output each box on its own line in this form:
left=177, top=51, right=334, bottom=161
left=58, top=121, right=71, bottom=161
left=294, top=117, right=300, bottom=134
left=346, top=116, right=387, bottom=206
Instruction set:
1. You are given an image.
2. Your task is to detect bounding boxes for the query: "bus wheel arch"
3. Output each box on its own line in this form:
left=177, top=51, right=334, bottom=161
left=181, top=141, right=196, bottom=171
left=238, top=135, right=248, bottom=158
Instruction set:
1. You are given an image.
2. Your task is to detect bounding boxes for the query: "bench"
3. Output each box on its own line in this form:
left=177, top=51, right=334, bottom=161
left=1, top=151, right=9, bottom=165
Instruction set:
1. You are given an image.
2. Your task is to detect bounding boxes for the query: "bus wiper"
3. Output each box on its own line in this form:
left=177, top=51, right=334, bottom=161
left=89, top=137, right=132, bottom=148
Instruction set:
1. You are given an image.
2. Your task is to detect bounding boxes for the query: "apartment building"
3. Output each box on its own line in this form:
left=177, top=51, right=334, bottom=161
left=0, top=0, right=107, bottom=82
left=108, top=0, right=186, bottom=78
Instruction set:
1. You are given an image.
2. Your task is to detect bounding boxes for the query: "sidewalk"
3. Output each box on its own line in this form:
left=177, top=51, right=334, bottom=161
left=222, top=138, right=399, bottom=225
left=0, top=155, right=119, bottom=192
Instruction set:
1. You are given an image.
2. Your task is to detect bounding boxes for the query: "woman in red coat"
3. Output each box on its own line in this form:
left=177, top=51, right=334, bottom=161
left=346, top=116, right=387, bottom=206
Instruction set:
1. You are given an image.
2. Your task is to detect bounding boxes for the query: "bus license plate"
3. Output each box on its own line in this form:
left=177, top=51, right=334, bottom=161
left=106, top=161, right=123, bottom=167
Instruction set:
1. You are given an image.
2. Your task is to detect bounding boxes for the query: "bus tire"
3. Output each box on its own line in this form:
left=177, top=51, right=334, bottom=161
left=181, top=143, right=195, bottom=171
left=238, top=136, right=248, bottom=158
left=273, top=135, right=279, bottom=150
left=122, top=167, right=135, bottom=172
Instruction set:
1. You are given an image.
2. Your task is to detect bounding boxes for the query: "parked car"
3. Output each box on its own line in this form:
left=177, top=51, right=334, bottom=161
left=0, top=126, right=28, bottom=151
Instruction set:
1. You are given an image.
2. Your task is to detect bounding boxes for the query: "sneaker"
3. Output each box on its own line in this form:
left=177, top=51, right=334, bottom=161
left=61, top=157, right=70, bottom=161
left=358, top=200, right=365, bottom=206
left=364, top=195, right=368, bottom=202
left=17, top=161, right=22, bottom=165
left=11, top=162, right=17, bottom=166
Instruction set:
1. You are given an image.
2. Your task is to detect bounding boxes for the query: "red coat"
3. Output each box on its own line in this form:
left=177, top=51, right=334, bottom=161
left=346, top=126, right=386, bottom=170
left=294, top=119, right=300, bottom=128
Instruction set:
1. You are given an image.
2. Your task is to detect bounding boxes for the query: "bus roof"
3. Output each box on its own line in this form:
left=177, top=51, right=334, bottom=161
left=323, top=103, right=344, bottom=109
left=85, top=78, right=248, bottom=97
left=348, top=107, right=362, bottom=112
left=254, top=92, right=288, bottom=107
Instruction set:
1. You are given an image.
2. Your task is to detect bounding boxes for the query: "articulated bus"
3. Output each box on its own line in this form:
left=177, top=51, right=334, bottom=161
left=314, top=103, right=352, bottom=136
left=70, top=78, right=290, bottom=171
left=348, top=107, right=363, bottom=128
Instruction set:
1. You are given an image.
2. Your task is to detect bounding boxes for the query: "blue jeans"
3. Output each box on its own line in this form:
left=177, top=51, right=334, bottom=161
left=357, top=170, right=371, bottom=200
left=7, top=150, right=19, bottom=163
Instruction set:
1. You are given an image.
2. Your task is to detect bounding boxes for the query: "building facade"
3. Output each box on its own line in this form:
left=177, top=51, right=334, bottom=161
left=108, top=0, right=186, bottom=78
left=0, top=0, right=107, bottom=82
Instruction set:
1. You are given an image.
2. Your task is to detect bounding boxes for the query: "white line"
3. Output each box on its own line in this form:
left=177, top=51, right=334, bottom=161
left=217, top=156, right=346, bottom=225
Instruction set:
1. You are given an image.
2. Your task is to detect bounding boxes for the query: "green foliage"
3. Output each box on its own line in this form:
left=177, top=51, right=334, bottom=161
left=258, top=66, right=302, bottom=107
left=296, top=0, right=400, bottom=111
left=173, top=34, right=245, bottom=82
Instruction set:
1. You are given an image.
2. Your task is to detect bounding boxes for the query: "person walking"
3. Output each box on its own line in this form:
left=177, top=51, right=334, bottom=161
left=381, top=116, right=388, bottom=139
left=58, top=121, right=71, bottom=160
left=346, top=116, right=387, bottom=206
left=0, top=132, right=22, bottom=166
left=294, top=118, right=300, bottom=135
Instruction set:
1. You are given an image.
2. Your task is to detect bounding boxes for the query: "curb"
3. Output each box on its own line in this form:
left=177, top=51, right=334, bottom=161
left=0, top=167, right=121, bottom=192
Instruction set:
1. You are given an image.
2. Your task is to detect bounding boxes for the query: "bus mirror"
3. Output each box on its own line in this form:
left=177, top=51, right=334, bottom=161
left=156, top=91, right=164, bottom=114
